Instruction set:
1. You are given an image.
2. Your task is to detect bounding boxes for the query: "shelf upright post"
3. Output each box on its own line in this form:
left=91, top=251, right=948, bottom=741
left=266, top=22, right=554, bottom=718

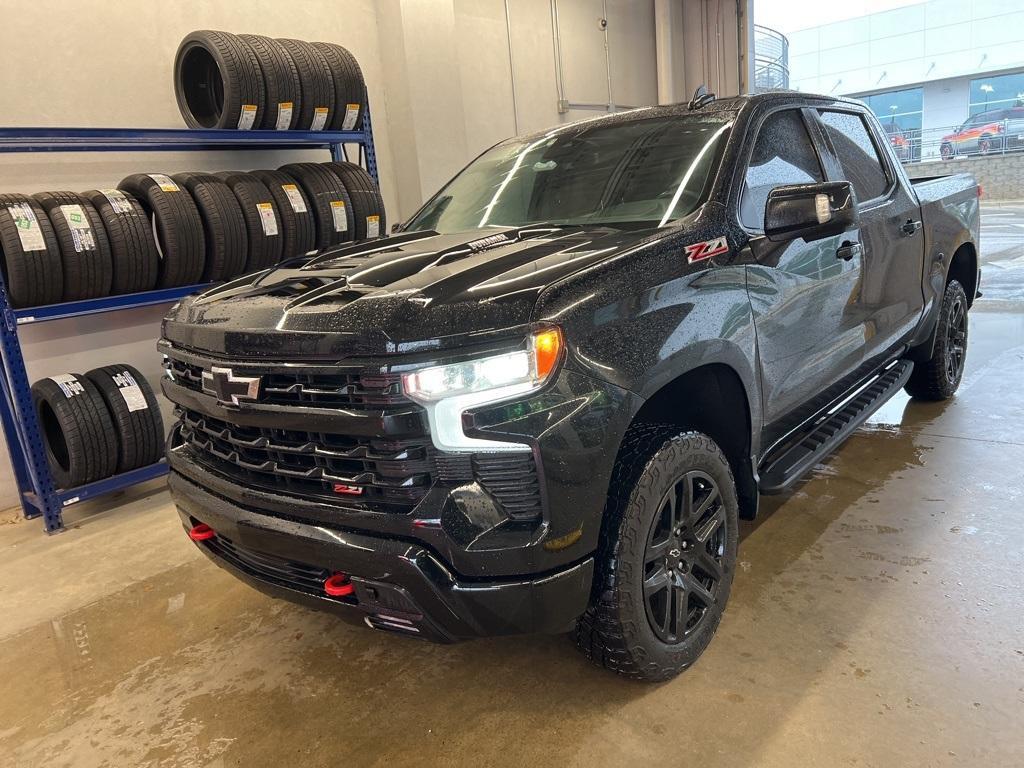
left=0, top=277, right=64, bottom=532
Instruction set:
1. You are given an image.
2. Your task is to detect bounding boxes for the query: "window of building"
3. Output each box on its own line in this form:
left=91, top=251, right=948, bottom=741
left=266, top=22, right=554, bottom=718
left=739, top=109, right=824, bottom=230
left=969, top=71, right=1024, bottom=118
left=860, top=88, right=923, bottom=134
left=819, top=110, right=889, bottom=203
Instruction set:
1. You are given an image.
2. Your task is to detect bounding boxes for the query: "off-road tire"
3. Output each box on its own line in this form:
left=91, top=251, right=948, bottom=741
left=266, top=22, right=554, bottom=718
left=905, top=279, right=969, bottom=401
left=574, top=426, right=739, bottom=681
left=31, top=374, right=118, bottom=488
left=0, top=193, right=63, bottom=307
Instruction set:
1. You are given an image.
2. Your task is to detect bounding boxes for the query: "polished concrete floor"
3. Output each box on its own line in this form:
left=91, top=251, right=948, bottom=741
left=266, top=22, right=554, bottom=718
left=1, top=308, right=1022, bottom=768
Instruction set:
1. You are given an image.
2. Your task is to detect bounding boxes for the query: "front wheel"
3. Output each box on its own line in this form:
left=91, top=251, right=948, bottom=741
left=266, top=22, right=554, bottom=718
left=940, top=142, right=954, bottom=161
left=905, top=279, right=969, bottom=401
left=574, top=427, right=738, bottom=681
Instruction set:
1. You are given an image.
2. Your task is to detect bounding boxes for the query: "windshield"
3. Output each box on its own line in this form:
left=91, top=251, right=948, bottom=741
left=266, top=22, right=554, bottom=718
left=407, top=115, right=731, bottom=234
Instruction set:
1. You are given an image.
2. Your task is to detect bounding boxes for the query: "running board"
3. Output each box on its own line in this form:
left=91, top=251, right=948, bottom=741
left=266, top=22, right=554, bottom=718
left=758, top=360, right=913, bottom=494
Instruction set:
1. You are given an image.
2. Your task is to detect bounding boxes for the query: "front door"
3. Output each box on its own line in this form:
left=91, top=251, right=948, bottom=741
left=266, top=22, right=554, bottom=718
left=739, top=107, right=867, bottom=443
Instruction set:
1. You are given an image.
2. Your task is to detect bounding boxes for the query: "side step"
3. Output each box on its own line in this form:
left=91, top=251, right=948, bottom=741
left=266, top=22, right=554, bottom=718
left=758, top=360, right=913, bottom=494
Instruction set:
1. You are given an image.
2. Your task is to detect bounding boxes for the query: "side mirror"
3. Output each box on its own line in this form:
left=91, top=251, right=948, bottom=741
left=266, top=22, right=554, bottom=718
left=391, top=223, right=402, bottom=234
left=764, top=181, right=858, bottom=242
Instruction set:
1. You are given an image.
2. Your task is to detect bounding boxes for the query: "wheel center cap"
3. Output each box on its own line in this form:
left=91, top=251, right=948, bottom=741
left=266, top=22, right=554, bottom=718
left=669, top=547, right=682, bottom=559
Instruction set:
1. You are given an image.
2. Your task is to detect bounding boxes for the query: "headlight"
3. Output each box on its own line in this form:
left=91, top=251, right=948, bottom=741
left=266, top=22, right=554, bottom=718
left=402, top=328, right=562, bottom=452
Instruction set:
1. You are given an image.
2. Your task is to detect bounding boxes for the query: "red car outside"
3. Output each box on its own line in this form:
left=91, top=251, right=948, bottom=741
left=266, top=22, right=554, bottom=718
left=940, top=106, right=1024, bottom=159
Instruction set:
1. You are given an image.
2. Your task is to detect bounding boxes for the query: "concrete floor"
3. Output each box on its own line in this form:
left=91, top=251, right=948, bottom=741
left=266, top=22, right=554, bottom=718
left=1, top=308, right=1022, bottom=768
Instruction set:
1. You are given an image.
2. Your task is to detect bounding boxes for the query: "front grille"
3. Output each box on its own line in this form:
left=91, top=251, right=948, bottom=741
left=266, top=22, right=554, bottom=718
left=165, top=346, right=544, bottom=522
left=164, top=356, right=406, bottom=410
left=176, top=408, right=432, bottom=511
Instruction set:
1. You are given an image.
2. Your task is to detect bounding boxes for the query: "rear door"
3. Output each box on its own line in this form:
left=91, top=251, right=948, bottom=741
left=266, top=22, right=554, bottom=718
left=739, top=106, right=867, bottom=437
left=814, top=108, right=925, bottom=364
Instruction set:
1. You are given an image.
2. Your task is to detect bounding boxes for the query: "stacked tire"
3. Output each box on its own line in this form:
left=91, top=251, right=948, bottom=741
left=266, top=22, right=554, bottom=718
left=0, top=162, right=385, bottom=309
left=174, top=30, right=366, bottom=132
left=31, top=365, right=163, bottom=489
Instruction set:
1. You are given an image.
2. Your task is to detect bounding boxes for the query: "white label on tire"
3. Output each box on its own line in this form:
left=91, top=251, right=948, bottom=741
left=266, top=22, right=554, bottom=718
left=6, top=203, right=46, bottom=251
left=342, top=103, right=360, bottom=130
left=257, top=202, right=278, bottom=236
left=111, top=369, right=148, bottom=412
left=99, top=189, right=134, bottom=215
left=366, top=214, right=380, bottom=238
left=51, top=373, right=85, bottom=398
left=311, top=107, right=329, bottom=131
left=330, top=200, right=348, bottom=232
left=60, top=205, right=96, bottom=252
left=148, top=174, right=179, bottom=193
left=238, top=104, right=258, bottom=130
left=281, top=184, right=306, bottom=213
left=275, top=102, right=293, bottom=131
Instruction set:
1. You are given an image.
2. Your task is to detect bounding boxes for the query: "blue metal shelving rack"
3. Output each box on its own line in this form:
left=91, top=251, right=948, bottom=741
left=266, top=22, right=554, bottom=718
left=0, top=114, right=379, bottom=533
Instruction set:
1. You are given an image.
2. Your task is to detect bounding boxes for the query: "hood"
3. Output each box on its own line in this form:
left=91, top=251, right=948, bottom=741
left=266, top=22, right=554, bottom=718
left=162, top=224, right=664, bottom=359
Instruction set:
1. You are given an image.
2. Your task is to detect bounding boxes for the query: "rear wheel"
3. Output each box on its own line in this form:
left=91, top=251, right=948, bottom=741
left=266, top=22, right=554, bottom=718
left=905, top=279, right=969, bottom=401
left=574, top=427, right=738, bottom=681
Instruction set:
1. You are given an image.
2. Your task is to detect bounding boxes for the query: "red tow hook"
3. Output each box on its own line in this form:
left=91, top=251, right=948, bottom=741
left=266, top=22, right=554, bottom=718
left=188, top=523, right=216, bottom=541
left=324, top=572, right=355, bottom=597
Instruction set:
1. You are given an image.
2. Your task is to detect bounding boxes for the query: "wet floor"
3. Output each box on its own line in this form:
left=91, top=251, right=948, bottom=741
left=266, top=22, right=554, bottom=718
left=1, top=309, right=1022, bottom=768
left=979, top=202, right=1024, bottom=303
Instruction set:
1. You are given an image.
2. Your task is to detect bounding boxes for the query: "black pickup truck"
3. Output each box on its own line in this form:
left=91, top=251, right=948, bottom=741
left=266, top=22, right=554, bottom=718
left=161, top=91, right=980, bottom=681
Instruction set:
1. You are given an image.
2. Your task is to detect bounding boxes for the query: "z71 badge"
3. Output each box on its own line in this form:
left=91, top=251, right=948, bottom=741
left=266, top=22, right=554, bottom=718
left=684, top=236, right=729, bottom=264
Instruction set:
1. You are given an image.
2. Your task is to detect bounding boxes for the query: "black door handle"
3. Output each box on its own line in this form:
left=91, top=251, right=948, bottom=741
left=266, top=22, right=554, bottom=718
left=901, top=219, right=922, bottom=236
left=836, top=241, right=862, bottom=261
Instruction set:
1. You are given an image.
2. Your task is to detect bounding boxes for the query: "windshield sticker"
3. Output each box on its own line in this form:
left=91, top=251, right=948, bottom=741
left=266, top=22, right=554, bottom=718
left=684, top=236, right=729, bottom=264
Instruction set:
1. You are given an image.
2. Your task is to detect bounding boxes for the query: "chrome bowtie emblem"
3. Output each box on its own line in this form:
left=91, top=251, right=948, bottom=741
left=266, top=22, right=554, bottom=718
left=201, top=366, right=261, bottom=405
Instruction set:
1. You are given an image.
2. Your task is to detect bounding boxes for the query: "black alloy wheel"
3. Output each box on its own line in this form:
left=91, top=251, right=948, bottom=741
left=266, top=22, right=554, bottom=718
left=643, top=470, right=727, bottom=643
left=945, top=292, right=967, bottom=385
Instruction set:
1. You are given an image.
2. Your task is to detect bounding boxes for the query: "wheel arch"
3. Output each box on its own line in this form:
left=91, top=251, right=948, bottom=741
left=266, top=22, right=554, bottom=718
left=948, top=241, right=978, bottom=307
left=623, top=362, right=758, bottom=520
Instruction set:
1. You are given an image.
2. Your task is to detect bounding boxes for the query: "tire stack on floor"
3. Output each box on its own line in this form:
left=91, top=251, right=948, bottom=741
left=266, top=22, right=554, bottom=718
left=0, top=162, right=386, bottom=309
left=174, top=30, right=365, bottom=132
left=31, top=365, right=164, bottom=489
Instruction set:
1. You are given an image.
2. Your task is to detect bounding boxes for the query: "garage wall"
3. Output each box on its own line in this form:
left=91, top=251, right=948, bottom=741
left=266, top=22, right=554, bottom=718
left=0, top=0, right=664, bottom=510
left=384, top=0, right=660, bottom=217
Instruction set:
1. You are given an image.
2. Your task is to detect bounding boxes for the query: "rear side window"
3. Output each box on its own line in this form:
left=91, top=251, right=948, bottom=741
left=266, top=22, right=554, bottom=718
left=740, top=109, right=824, bottom=230
left=819, top=111, right=889, bottom=203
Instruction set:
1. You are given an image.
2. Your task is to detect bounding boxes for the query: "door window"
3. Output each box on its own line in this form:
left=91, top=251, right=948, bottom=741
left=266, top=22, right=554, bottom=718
left=819, top=110, right=890, bottom=202
left=739, top=109, right=824, bottom=230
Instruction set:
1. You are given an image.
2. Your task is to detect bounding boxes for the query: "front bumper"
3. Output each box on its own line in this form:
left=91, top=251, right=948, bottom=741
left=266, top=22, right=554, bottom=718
left=171, top=471, right=594, bottom=641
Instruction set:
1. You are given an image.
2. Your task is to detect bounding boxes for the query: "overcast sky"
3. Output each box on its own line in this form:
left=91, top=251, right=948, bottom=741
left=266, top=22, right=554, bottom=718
left=754, top=0, right=920, bottom=34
